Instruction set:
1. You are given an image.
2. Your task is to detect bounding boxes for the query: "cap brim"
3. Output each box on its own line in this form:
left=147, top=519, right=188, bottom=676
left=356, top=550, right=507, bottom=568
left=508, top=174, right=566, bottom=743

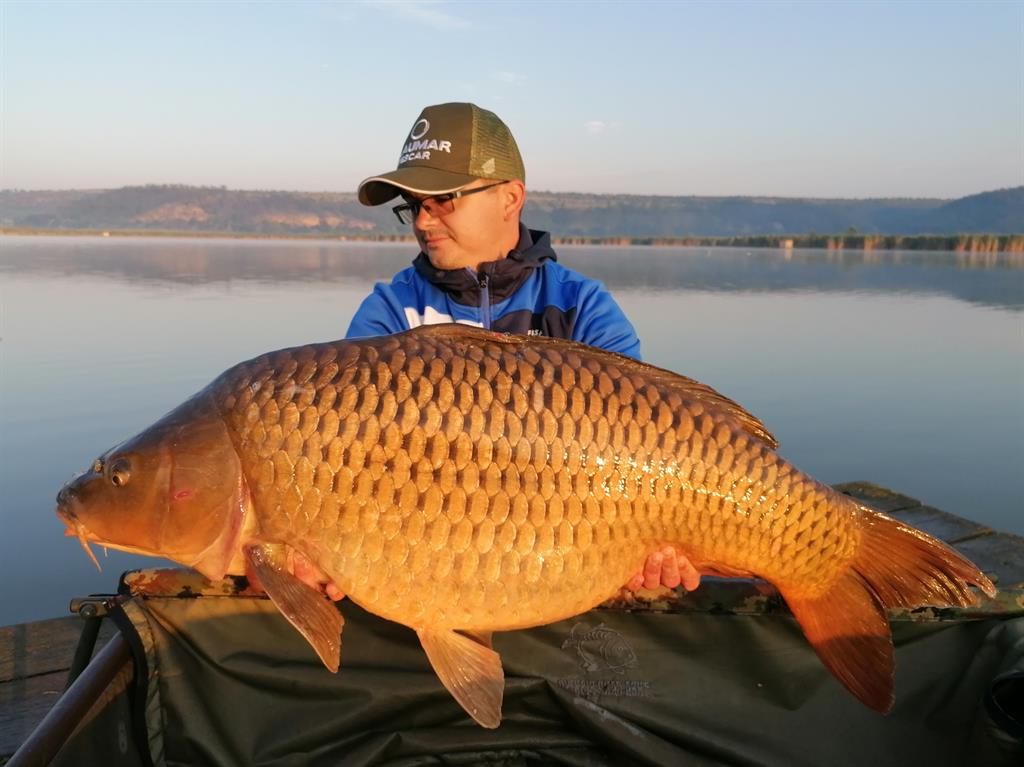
left=357, top=166, right=481, bottom=206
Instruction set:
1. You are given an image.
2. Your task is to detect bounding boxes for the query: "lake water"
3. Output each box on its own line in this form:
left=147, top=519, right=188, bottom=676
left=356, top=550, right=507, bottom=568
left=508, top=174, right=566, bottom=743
left=1, top=236, right=1021, bottom=627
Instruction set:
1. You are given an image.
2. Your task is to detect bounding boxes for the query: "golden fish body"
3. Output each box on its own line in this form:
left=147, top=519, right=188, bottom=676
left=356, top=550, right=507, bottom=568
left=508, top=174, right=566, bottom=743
left=220, top=327, right=844, bottom=629
left=57, top=324, right=994, bottom=726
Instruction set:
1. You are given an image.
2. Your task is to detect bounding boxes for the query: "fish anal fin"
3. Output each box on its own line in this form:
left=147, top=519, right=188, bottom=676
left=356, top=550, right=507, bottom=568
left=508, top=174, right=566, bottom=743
left=781, top=574, right=895, bottom=713
left=460, top=630, right=494, bottom=650
left=418, top=628, right=504, bottom=728
left=245, top=544, right=343, bottom=672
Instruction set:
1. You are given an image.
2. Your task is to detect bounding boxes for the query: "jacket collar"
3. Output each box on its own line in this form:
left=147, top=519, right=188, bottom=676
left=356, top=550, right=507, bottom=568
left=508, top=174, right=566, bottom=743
left=412, top=224, right=556, bottom=306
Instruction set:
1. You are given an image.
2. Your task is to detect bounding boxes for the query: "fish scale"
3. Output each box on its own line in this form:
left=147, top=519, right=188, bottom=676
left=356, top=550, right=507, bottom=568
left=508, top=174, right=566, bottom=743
left=58, top=324, right=995, bottom=725
left=215, top=328, right=841, bottom=630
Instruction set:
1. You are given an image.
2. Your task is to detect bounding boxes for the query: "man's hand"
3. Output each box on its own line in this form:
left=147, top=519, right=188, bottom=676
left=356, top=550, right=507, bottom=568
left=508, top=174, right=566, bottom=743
left=244, top=550, right=346, bottom=602
left=625, top=546, right=701, bottom=592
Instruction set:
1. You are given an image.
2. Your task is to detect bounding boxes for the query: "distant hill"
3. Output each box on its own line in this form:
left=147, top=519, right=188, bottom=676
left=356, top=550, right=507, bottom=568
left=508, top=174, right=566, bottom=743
left=1, top=185, right=1020, bottom=237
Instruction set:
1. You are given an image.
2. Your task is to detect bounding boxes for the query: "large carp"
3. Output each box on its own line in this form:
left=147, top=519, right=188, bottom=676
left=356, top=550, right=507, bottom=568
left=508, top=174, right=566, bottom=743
left=56, top=325, right=994, bottom=727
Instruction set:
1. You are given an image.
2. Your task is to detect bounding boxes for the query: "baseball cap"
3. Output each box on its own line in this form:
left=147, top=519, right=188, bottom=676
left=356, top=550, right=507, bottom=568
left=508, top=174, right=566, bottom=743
left=357, top=102, right=525, bottom=206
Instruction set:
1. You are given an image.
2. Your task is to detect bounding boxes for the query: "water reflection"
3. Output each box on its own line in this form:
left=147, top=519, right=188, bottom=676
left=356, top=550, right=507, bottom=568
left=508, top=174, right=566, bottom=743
left=1, top=236, right=1021, bottom=310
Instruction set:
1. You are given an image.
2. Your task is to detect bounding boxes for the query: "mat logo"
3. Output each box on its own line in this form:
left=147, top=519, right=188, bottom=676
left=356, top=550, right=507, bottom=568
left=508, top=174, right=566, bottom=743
left=562, top=622, right=639, bottom=675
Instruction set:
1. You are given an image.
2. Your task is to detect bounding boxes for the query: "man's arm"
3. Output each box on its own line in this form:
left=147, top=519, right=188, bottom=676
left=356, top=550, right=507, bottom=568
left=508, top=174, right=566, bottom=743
left=345, top=286, right=410, bottom=339
left=571, top=280, right=642, bottom=359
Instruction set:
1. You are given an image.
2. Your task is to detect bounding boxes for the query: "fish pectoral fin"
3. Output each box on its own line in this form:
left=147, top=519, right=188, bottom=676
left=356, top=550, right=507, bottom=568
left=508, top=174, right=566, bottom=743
left=245, top=544, right=343, bottom=672
left=417, top=628, right=504, bottom=729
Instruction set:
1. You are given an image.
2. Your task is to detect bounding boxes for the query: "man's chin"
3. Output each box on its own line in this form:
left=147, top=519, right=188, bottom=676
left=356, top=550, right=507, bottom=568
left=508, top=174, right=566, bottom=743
left=425, top=244, right=469, bottom=270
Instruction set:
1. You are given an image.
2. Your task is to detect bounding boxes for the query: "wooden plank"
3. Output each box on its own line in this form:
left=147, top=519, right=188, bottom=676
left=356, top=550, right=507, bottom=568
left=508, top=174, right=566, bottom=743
left=834, top=481, right=921, bottom=513
left=0, top=669, right=67, bottom=758
left=0, top=617, right=116, bottom=683
left=952, top=532, right=1024, bottom=590
left=885, top=505, right=993, bottom=544
left=0, top=618, right=117, bottom=759
left=834, top=483, right=1024, bottom=589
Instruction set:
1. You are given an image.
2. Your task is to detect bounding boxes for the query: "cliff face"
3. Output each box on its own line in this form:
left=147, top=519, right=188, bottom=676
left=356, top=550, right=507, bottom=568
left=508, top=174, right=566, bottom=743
left=1, top=184, right=1020, bottom=236
left=133, top=203, right=211, bottom=224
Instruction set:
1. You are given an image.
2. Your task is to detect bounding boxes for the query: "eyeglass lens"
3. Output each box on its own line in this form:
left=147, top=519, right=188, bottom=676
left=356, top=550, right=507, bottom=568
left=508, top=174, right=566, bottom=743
left=395, top=196, right=452, bottom=225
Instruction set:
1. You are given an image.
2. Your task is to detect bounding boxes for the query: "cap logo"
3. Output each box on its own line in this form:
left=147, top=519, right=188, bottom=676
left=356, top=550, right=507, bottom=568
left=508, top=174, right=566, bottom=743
left=410, top=119, right=430, bottom=140
left=399, top=118, right=453, bottom=164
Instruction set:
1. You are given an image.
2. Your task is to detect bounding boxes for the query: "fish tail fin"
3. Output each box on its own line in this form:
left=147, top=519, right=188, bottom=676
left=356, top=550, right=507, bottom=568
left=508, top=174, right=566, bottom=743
left=780, top=506, right=995, bottom=713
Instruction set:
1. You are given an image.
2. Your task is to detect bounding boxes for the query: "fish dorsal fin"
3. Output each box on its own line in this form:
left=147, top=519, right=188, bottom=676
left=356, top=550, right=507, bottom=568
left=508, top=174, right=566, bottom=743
left=245, top=543, right=344, bottom=672
left=418, top=628, right=504, bottom=728
left=405, top=324, right=779, bottom=450
left=623, top=363, right=778, bottom=449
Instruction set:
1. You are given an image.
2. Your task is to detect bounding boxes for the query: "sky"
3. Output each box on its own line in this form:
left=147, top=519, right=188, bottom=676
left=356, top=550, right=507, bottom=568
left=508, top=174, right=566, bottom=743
left=1, top=1, right=1021, bottom=199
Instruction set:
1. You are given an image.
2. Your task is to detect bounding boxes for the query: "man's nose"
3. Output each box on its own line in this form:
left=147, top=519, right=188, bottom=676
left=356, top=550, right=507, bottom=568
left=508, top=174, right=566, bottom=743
left=414, top=203, right=439, bottom=228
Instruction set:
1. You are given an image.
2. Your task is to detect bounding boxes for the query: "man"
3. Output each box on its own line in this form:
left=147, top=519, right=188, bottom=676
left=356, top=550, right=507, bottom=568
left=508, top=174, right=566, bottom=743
left=344, top=102, right=698, bottom=594
left=347, top=102, right=641, bottom=357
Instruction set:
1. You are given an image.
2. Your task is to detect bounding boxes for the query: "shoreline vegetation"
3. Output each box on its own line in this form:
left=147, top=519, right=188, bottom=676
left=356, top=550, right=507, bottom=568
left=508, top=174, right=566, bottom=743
left=2, top=227, right=1021, bottom=254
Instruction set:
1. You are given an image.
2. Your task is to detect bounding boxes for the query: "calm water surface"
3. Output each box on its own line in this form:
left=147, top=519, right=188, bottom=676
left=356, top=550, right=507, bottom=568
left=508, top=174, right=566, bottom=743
left=1, top=236, right=1021, bottom=626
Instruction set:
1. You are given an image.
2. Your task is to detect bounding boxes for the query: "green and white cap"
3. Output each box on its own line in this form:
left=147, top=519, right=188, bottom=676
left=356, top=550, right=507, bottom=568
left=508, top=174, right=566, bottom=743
left=357, top=102, right=525, bottom=206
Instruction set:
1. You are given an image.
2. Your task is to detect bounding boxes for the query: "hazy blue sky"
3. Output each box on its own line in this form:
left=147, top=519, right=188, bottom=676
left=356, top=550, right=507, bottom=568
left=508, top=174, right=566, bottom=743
left=2, top=1, right=1021, bottom=198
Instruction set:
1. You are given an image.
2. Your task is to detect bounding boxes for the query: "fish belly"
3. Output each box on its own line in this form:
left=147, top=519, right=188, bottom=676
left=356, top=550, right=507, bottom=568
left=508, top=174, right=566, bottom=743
left=216, top=326, right=856, bottom=630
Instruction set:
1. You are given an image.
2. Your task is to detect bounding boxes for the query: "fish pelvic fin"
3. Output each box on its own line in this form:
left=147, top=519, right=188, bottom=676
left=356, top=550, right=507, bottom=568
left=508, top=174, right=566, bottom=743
left=418, top=628, right=504, bottom=729
left=245, top=544, right=343, bottom=672
left=780, top=506, right=996, bottom=714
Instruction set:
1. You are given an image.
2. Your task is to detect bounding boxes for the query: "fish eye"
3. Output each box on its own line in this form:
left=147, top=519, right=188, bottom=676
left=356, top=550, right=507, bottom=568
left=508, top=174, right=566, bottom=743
left=108, top=457, right=131, bottom=488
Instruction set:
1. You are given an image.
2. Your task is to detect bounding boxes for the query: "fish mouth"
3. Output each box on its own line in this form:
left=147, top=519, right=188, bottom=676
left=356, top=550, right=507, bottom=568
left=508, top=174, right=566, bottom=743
left=56, top=501, right=174, bottom=570
left=56, top=505, right=104, bottom=572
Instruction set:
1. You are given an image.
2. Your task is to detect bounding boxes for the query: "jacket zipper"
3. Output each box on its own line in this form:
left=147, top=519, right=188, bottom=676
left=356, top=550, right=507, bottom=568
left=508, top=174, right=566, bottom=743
left=479, top=272, right=491, bottom=329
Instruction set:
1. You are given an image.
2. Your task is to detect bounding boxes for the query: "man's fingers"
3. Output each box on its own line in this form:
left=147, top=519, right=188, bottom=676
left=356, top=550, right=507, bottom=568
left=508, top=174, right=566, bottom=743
left=660, top=546, right=682, bottom=588
left=642, top=551, right=663, bottom=590
left=325, top=583, right=346, bottom=601
left=627, top=547, right=701, bottom=593
left=678, top=555, right=701, bottom=591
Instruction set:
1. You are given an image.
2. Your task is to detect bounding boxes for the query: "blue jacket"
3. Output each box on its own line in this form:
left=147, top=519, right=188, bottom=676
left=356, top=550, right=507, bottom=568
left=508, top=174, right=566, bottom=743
left=345, top=226, right=641, bottom=359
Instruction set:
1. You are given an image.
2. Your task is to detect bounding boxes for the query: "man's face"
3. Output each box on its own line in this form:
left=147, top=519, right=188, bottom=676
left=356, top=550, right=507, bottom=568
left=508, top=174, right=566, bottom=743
left=406, top=179, right=511, bottom=271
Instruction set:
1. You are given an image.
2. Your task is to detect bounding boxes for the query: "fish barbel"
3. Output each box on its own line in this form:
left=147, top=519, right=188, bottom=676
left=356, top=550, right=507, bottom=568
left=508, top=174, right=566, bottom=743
left=55, top=325, right=995, bottom=726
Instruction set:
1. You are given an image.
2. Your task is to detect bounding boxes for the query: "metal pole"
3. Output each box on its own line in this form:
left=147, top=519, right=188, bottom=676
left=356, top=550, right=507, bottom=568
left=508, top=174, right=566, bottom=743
left=7, top=632, right=133, bottom=767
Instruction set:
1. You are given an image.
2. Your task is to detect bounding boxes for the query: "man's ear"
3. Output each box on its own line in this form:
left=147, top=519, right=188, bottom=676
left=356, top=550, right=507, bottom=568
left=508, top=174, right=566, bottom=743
left=501, top=180, right=526, bottom=221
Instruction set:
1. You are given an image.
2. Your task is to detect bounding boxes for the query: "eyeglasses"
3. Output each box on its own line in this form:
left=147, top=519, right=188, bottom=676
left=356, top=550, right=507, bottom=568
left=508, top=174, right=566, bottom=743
left=392, top=181, right=508, bottom=225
